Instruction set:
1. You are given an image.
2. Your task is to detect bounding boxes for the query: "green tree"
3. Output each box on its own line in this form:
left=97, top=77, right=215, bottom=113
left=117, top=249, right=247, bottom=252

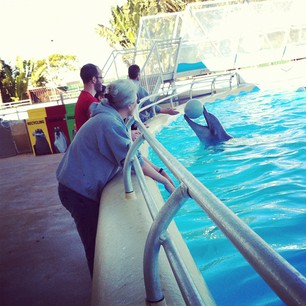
left=97, top=0, right=202, bottom=49
left=0, top=57, right=31, bottom=102
left=0, top=54, right=79, bottom=102
left=15, top=57, right=32, bottom=100
left=28, top=54, right=78, bottom=88
left=47, top=54, right=79, bottom=86
left=0, top=60, right=13, bottom=102
left=30, top=59, right=48, bottom=88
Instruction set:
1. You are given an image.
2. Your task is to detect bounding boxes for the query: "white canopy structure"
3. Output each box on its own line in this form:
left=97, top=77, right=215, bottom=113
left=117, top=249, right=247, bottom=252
left=103, top=0, right=306, bottom=93
left=135, top=0, right=306, bottom=75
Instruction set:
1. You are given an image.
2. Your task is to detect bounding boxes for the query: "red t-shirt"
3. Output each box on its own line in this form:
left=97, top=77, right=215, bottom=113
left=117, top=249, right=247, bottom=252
left=74, top=91, right=98, bottom=131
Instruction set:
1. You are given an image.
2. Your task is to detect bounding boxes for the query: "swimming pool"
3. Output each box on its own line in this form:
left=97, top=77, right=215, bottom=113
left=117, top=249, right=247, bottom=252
left=149, top=88, right=306, bottom=305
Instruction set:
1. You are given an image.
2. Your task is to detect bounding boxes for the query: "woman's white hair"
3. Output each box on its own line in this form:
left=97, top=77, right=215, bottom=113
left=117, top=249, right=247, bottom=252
left=107, top=79, right=137, bottom=110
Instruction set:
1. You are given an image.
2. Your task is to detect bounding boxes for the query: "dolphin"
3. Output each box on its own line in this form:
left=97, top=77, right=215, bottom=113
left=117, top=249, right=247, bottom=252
left=184, top=105, right=232, bottom=144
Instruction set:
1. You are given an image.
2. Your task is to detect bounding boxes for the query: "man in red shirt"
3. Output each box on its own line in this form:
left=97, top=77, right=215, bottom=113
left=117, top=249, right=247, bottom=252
left=74, top=63, right=104, bottom=131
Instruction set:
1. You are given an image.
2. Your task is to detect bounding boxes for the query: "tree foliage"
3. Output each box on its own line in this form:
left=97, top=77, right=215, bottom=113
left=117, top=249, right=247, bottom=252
left=0, top=60, right=13, bottom=102
left=96, top=0, right=202, bottom=49
left=47, top=54, right=78, bottom=86
left=30, top=59, right=48, bottom=88
left=0, top=54, right=78, bottom=102
left=0, top=57, right=32, bottom=101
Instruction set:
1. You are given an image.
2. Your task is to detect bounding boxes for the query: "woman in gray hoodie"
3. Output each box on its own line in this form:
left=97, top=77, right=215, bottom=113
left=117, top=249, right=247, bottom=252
left=56, top=79, right=174, bottom=278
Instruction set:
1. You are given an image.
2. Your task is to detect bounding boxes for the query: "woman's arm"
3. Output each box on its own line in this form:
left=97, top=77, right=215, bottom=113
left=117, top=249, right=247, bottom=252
left=142, top=156, right=175, bottom=186
left=141, top=159, right=175, bottom=194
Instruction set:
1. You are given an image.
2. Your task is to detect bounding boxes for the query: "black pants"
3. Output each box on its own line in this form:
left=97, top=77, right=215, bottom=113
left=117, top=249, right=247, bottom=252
left=58, top=183, right=100, bottom=278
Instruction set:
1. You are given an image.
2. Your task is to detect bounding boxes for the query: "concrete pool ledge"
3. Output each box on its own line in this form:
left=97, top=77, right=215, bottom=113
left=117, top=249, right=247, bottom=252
left=91, top=172, right=215, bottom=306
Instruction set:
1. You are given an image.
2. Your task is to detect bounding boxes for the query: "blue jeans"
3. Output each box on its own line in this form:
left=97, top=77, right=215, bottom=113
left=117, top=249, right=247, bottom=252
left=58, top=183, right=100, bottom=278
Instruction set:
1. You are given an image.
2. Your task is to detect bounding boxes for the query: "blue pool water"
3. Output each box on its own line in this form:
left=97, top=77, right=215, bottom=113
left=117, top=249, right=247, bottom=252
left=149, top=89, right=306, bottom=305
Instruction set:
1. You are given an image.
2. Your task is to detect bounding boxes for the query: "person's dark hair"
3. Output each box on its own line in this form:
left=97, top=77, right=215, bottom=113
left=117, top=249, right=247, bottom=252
left=94, top=85, right=106, bottom=100
left=80, top=63, right=99, bottom=84
left=128, top=64, right=140, bottom=80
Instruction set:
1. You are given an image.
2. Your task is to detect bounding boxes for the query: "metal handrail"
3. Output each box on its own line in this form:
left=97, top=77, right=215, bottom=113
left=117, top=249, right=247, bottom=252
left=101, top=47, right=157, bottom=82
left=123, top=88, right=306, bottom=305
left=187, top=72, right=237, bottom=99
left=49, top=88, right=81, bottom=102
left=211, top=72, right=237, bottom=94
left=0, top=99, right=31, bottom=109
left=0, top=100, right=32, bottom=120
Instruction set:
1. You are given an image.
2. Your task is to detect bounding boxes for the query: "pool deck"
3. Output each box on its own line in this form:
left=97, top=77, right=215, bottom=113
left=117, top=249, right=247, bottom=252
left=0, top=153, right=92, bottom=306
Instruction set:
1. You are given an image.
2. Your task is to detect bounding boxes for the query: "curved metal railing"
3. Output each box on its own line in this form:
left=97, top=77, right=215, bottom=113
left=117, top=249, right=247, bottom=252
left=123, top=87, right=306, bottom=305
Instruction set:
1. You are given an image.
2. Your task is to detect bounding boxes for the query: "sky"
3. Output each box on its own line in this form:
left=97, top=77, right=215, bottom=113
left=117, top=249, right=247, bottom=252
left=1, top=0, right=124, bottom=73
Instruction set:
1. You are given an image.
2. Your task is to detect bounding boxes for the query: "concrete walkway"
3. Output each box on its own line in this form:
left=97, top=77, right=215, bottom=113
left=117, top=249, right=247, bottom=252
left=0, top=153, right=92, bottom=306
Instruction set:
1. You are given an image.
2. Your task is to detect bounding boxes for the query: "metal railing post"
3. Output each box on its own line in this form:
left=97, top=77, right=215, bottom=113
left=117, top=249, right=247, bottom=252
left=143, top=184, right=189, bottom=304
left=122, top=134, right=145, bottom=197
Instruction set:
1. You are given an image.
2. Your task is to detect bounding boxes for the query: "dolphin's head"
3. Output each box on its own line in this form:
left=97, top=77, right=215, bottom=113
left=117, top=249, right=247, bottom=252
left=184, top=105, right=232, bottom=144
left=203, top=105, right=232, bottom=141
left=203, top=106, right=217, bottom=135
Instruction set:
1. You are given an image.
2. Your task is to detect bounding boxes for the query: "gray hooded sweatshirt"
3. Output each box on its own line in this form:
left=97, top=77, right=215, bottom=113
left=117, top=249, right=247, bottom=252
left=56, top=102, right=143, bottom=202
